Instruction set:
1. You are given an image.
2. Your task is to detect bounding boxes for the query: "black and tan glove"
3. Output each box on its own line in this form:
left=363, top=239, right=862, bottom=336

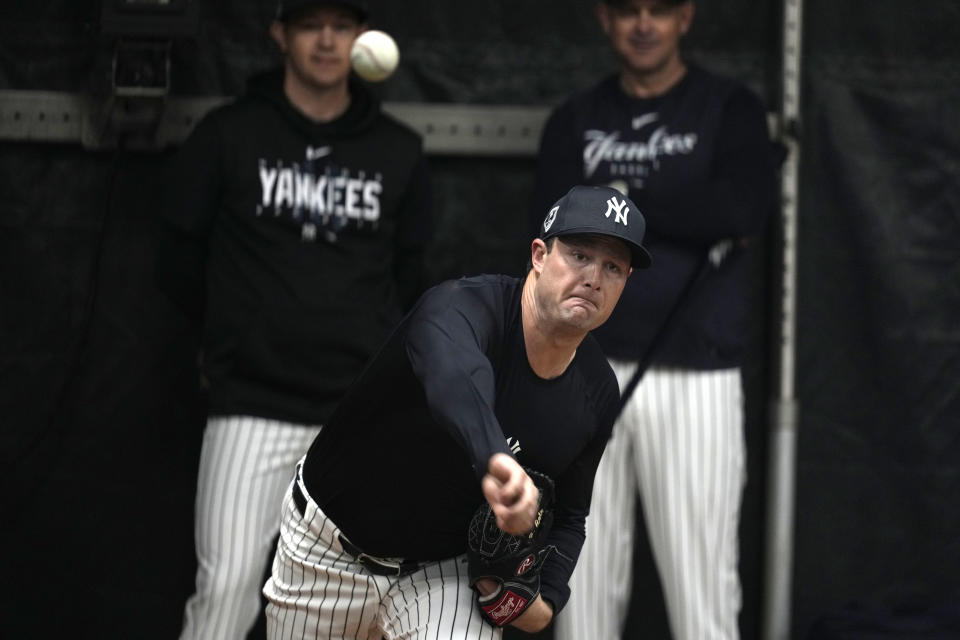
left=466, top=467, right=556, bottom=627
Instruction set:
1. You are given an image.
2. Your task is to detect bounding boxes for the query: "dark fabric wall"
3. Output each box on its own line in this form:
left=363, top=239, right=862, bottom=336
left=2, top=1, right=957, bottom=639
left=792, top=1, right=960, bottom=637
left=2, top=144, right=204, bottom=637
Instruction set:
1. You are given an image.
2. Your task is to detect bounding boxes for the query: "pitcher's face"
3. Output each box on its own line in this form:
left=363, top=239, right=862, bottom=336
left=531, top=235, right=632, bottom=333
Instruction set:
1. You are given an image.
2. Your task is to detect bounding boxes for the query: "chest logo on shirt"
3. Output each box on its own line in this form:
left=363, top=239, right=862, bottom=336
left=255, top=147, right=383, bottom=242
left=583, top=112, right=698, bottom=186
left=506, top=437, right=522, bottom=455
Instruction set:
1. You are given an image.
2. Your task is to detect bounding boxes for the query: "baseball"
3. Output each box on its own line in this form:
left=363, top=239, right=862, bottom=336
left=350, top=30, right=399, bottom=82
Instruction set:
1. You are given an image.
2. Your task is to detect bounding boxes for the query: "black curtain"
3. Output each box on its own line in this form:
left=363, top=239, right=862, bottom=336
left=3, top=1, right=957, bottom=638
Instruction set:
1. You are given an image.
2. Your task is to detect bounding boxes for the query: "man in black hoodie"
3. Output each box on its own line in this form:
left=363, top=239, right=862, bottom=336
left=156, top=1, right=431, bottom=638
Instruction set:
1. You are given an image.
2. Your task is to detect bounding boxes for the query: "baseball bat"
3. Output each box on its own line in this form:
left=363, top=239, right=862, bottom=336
left=615, top=248, right=716, bottom=415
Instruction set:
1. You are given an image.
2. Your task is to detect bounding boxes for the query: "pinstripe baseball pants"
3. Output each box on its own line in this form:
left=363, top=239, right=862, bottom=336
left=265, top=463, right=502, bottom=640
left=555, top=363, right=746, bottom=640
left=180, top=415, right=321, bottom=640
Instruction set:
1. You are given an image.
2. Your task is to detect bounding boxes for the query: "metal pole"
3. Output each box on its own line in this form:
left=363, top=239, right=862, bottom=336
left=763, top=0, right=804, bottom=637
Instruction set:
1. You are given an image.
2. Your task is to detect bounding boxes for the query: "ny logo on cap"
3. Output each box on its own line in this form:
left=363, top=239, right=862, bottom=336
left=604, top=197, right=629, bottom=226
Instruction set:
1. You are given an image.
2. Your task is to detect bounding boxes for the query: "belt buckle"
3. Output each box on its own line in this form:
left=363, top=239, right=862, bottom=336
left=339, top=532, right=415, bottom=576
left=358, top=552, right=404, bottom=576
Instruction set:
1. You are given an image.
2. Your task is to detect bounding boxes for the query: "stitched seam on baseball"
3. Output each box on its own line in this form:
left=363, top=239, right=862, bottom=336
left=354, top=42, right=388, bottom=73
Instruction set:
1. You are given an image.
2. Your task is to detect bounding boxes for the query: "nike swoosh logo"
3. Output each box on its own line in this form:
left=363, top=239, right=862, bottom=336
left=306, top=145, right=332, bottom=160
left=631, top=113, right=659, bottom=130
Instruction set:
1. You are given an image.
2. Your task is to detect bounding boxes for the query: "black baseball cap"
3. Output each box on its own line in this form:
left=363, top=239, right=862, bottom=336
left=539, top=185, right=652, bottom=268
left=276, top=0, right=369, bottom=22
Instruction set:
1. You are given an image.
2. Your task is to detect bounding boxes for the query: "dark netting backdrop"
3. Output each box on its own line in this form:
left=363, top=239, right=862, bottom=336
left=792, top=0, right=960, bottom=637
left=1, top=0, right=957, bottom=638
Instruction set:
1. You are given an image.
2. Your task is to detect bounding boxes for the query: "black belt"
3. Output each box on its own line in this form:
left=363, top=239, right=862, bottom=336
left=292, top=479, right=309, bottom=516
left=291, top=481, right=420, bottom=577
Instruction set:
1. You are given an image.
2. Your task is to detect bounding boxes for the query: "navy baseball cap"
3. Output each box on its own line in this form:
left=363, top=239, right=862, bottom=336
left=276, top=0, right=369, bottom=22
left=540, top=185, right=652, bottom=268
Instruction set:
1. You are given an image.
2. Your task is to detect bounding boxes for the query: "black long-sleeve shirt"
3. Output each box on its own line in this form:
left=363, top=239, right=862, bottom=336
left=302, top=274, right=620, bottom=613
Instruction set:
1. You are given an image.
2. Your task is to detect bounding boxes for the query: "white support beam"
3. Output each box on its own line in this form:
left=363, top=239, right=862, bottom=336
left=0, top=90, right=85, bottom=143
left=0, top=90, right=778, bottom=157
left=384, top=102, right=549, bottom=156
left=0, top=90, right=549, bottom=155
left=763, top=0, right=804, bottom=637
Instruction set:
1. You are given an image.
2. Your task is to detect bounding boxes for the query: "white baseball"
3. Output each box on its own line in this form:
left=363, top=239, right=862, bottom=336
left=608, top=180, right=629, bottom=196
left=350, top=30, right=399, bottom=82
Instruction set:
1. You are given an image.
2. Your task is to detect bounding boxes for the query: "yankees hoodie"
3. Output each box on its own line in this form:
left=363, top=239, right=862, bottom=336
left=157, top=68, right=432, bottom=424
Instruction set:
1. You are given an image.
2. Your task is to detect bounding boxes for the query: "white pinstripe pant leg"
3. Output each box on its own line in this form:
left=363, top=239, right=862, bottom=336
left=180, top=415, right=321, bottom=640
left=266, top=468, right=502, bottom=640
left=555, top=364, right=745, bottom=640
left=555, top=359, right=641, bottom=640
left=636, top=368, right=746, bottom=640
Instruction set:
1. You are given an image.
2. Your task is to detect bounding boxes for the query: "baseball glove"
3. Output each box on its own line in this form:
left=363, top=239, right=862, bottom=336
left=466, top=467, right=556, bottom=627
